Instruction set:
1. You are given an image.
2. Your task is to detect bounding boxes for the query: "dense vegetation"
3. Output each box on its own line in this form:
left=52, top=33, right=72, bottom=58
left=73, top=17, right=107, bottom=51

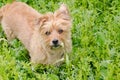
left=0, top=0, right=120, bottom=80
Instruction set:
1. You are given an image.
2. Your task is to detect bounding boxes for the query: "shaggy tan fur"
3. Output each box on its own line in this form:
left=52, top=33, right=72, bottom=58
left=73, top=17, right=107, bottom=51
left=0, top=2, right=72, bottom=65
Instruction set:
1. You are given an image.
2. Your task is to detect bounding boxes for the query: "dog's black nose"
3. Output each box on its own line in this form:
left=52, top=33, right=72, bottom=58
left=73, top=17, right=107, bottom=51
left=52, top=39, right=58, bottom=45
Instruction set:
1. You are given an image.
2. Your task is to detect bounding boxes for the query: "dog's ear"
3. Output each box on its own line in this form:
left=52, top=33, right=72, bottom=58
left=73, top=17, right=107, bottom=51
left=54, top=4, right=70, bottom=21
left=35, top=15, right=48, bottom=29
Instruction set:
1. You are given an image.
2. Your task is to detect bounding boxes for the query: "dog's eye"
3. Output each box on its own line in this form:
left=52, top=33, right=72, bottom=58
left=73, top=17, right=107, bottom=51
left=45, top=31, right=51, bottom=35
left=58, top=29, right=63, bottom=34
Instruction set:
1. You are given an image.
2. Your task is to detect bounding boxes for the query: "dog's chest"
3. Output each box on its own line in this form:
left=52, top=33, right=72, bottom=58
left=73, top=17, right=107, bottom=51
left=47, top=52, right=64, bottom=64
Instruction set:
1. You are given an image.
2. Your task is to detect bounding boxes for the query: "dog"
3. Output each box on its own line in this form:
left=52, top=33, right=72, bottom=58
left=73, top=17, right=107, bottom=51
left=0, top=1, right=72, bottom=65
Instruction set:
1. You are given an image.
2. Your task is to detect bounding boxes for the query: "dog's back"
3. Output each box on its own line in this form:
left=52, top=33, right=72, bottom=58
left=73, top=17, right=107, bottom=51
left=0, top=2, right=41, bottom=49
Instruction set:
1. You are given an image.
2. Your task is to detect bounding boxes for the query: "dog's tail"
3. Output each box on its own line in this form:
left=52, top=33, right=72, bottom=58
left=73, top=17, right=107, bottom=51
left=0, top=0, right=16, bottom=23
left=0, top=6, right=7, bottom=23
left=0, top=5, right=6, bottom=23
left=0, top=8, right=3, bottom=23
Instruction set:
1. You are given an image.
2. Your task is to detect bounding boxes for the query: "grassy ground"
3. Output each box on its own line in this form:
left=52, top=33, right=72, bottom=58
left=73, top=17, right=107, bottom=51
left=0, top=0, right=120, bottom=80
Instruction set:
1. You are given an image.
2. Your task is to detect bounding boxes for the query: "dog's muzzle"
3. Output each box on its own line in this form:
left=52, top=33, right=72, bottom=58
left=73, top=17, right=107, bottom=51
left=50, top=39, right=64, bottom=49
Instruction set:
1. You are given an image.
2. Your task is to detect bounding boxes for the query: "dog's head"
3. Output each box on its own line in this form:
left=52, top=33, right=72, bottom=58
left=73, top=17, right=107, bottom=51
left=35, top=4, right=72, bottom=53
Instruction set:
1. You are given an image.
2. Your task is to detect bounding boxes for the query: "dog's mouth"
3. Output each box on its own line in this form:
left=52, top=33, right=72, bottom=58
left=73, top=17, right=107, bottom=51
left=51, top=44, right=61, bottom=50
left=50, top=42, right=64, bottom=50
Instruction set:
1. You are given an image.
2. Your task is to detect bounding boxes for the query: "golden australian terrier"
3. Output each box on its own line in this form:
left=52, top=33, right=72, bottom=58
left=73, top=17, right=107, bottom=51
left=0, top=1, right=72, bottom=65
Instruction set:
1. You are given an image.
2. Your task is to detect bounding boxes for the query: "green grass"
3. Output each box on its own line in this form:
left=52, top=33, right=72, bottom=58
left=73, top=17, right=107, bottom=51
left=0, top=0, right=120, bottom=80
